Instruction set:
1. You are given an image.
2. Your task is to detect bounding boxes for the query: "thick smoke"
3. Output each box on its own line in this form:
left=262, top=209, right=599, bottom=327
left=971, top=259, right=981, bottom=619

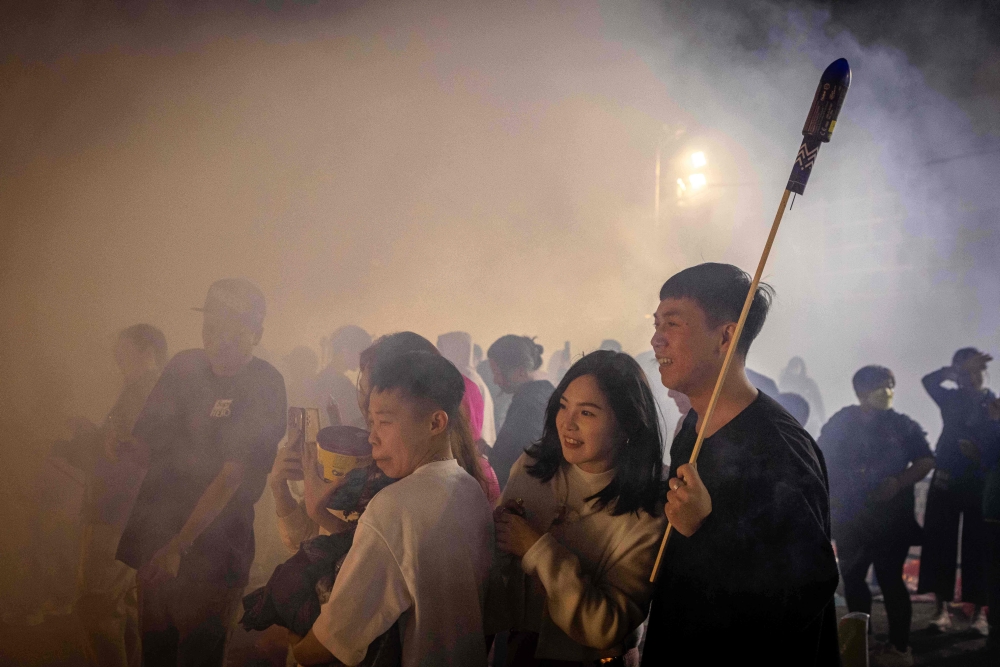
left=0, top=0, right=997, bottom=470
left=629, top=0, right=1000, bottom=434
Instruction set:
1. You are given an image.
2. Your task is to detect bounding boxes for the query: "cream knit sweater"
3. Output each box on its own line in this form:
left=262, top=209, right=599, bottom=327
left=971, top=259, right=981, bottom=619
left=491, top=453, right=666, bottom=662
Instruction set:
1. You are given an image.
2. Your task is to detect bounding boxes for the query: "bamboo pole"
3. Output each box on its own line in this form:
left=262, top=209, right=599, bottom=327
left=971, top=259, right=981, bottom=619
left=649, top=187, right=792, bottom=583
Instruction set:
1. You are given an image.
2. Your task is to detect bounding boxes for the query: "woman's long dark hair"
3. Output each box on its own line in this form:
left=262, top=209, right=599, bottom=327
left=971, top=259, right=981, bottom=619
left=525, top=350, right=664, bottom=516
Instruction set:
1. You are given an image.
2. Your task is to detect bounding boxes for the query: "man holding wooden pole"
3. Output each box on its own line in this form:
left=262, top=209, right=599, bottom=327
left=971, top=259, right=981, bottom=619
left=639, top=263, right=840, bottom=666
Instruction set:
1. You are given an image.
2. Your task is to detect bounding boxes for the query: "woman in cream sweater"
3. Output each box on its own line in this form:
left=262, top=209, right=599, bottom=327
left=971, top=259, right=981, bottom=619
left=493, top=350, right=667, bottom=666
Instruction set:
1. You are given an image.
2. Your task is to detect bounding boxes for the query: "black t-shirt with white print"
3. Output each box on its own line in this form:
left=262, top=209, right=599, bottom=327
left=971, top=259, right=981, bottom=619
left=116, top=349, right=286, bottom=587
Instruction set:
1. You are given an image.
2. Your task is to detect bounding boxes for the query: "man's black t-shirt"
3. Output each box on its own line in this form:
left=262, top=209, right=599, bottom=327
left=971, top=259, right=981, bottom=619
left=116, top=349, right=286, bottom=587
left=819, top=406, right=932, bottom=538
left=642, top=392, right=840, bottom=666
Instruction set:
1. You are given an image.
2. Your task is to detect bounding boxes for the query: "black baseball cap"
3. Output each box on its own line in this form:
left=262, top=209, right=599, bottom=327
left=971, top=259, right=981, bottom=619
left=193, top=278, right=266, bottom=329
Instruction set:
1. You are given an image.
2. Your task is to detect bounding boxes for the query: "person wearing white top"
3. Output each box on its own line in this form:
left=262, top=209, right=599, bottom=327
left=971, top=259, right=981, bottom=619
left=293, top=350, right=494, bottom=667
left=492, top=350, right=667, bottom=666
left=269, top=331, right=494, bottom=556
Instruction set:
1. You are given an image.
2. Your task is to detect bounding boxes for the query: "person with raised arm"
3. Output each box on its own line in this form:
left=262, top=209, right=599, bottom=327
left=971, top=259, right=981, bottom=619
left=917, top=348, right=995, bottom=635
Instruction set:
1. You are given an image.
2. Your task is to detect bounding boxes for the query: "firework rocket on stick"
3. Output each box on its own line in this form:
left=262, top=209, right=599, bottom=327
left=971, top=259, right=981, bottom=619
left=650, top=58, right=851, bottom=583
left=787, top=58, right=851, bottom=194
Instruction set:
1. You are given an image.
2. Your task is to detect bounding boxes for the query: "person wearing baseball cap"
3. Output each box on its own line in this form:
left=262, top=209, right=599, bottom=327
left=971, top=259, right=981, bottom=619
left=116, top=278, right=287, bottom=667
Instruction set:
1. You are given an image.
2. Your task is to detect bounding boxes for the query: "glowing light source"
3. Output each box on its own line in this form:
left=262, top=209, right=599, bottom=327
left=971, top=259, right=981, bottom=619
left=688, top=173, right=706, bottom=189
left=691, top=151, right=707, bottom=168
left=676, top=178, right=687, bottom=192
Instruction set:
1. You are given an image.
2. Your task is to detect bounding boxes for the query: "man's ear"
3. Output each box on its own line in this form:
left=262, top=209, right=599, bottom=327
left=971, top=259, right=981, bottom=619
left=428, top=409, right=450, bottom=437
left=718, top=322, right=738, bottom=355
left=252, top=327, right=264, bottom=347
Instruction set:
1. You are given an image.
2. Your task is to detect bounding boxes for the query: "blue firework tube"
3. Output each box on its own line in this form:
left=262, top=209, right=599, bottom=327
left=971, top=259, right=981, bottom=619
left=786, top=58, right=851, bottom=195
left=787, top=136, right=823, bottom=195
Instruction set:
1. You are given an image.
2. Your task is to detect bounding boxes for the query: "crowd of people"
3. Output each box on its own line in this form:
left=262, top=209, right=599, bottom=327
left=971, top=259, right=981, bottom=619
left=13, top=262, right=1000, bottom=667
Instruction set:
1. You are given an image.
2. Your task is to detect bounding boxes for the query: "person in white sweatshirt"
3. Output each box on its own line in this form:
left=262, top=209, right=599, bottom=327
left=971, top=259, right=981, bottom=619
left=292, top=350, right=494, bottom=667
left=492, top=350, right=667, bottom=666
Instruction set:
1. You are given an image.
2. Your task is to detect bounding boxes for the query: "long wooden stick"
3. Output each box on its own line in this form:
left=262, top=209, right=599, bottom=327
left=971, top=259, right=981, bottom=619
left=649, top=188, right=792, bottom=583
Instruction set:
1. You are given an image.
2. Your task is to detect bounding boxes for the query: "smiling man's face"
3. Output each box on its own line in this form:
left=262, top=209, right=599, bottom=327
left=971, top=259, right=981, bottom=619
left=650, top=297, right=729, bottom=397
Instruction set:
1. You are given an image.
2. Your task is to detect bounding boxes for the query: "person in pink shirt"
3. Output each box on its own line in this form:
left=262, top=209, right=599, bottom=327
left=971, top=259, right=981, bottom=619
left=461, top=375, right=501, bottom=504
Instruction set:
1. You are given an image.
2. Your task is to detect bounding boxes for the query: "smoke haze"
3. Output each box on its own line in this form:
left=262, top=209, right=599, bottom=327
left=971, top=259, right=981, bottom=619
left=2, top=0, right=998, bottom=442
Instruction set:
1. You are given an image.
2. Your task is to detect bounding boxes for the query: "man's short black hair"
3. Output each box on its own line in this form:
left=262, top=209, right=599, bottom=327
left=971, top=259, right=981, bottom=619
left=852, top=365, right=895, bottom=397
left=658, top=263, right=774, bottom=357
left=369, top=350, right=465, bottom=419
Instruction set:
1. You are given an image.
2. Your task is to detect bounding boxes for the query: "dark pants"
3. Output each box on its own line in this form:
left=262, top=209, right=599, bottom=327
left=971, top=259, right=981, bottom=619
left=987, top=521, right=1000, bottom=633
left=836, top=524, right=913, bottom=651
left=917, top=480, right=988, bottom=605
left=139, top=570, right=243, bottom=667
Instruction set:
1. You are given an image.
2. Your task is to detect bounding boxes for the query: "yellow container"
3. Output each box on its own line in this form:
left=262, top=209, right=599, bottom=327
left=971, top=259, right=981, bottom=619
left=316, top=426, right=372, bottom=481
left=316, top=448, right=372, bottom=480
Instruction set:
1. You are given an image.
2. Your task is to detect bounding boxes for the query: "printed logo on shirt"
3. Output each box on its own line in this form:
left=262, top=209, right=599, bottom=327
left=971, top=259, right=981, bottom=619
left=210, top=399, right=233, bottom=418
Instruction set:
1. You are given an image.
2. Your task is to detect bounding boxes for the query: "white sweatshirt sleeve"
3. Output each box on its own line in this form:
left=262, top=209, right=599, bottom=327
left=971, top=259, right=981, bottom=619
left=311, top=518, right=412, bottom=666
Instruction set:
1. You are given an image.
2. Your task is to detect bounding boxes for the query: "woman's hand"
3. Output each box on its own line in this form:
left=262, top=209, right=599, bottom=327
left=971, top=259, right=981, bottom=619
left=496, top=510, right=543, bottom=558
left=301, top=437, right=346, bottom=524
left=269, top=445, right=305, bottom=518
left=270, top=446, right=305, bottom=485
